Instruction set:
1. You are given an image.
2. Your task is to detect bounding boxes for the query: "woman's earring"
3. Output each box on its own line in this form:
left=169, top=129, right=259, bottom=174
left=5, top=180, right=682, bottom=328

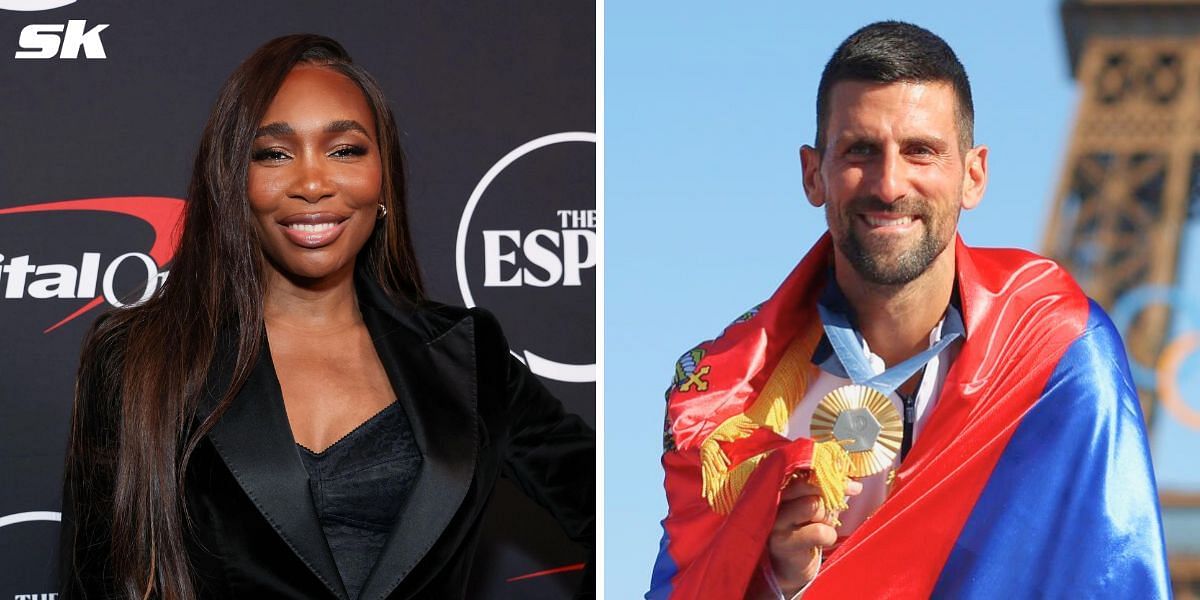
left=377, top=203, right=388, bottom=219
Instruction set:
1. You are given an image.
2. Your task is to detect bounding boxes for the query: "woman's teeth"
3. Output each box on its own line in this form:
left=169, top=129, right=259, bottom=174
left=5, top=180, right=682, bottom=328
left=287, top=222, right=336, bottom=232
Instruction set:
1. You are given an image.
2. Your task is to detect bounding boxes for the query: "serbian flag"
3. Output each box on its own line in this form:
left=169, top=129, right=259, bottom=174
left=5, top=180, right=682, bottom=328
left=648, top=235, right=1171, bottom=598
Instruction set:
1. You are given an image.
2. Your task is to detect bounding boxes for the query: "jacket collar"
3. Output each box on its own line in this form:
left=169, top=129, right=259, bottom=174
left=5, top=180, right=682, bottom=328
left=198, top=272, right=480, bottom=599
left=354, top=274, right=480, bottom=600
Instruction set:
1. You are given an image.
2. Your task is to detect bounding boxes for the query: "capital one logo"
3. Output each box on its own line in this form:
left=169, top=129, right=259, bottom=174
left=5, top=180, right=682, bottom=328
left=456, top=132, right=597, bottom=384
left=0, top=197, right=185, bottom=332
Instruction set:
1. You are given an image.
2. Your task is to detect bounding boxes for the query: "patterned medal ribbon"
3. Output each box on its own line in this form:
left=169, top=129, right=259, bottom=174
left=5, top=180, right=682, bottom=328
left=809, top=291, right=964, bottom=477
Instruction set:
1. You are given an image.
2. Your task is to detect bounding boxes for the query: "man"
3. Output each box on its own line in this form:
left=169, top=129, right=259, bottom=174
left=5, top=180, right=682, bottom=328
left=648, top=21, right=1170, bottom=599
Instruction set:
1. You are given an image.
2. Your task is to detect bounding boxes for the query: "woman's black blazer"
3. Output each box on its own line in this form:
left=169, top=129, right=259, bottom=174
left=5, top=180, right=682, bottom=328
left=60, top=275, right=595, bottom=599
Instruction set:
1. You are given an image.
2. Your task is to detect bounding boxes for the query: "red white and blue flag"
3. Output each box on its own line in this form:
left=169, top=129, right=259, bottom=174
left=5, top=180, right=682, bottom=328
left=649, top=235, right=1171, bottom=598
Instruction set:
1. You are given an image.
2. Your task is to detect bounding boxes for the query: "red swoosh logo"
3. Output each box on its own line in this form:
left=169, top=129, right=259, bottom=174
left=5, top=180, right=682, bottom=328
left=505, top=562, right=585, bottom=582
left=0, top=197, right=186, bottom=332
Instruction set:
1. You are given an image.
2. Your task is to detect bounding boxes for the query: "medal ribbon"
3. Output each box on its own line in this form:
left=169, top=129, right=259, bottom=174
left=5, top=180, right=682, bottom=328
left=816, top=283, right=964, bottom=396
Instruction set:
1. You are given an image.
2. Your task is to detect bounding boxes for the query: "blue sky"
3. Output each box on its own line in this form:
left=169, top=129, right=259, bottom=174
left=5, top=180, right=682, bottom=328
left=605, top=0, right=1200, bottom=596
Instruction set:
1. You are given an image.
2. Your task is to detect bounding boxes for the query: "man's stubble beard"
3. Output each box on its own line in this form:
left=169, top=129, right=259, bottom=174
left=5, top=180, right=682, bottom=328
left=830, top=195, right=958, bottom=287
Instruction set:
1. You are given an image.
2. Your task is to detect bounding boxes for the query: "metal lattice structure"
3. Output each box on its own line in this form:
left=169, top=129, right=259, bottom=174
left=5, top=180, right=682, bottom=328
left=1049, top=14, right=1197, bottom=424
left=1049, top=1, right=1200, bottom=595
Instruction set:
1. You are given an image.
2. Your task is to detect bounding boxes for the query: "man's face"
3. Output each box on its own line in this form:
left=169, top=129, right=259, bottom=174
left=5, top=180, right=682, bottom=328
left=801, top=80, right=986, bottom=286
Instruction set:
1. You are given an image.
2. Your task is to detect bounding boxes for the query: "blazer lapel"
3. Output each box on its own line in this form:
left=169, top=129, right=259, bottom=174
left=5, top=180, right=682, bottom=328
left=200, top=336, right=349, bottom=600
left=356, top=282, right=480, bottom=600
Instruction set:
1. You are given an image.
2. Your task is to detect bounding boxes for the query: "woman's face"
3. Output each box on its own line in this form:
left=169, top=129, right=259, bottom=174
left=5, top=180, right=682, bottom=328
left=247, top=64, right=383, bottom=285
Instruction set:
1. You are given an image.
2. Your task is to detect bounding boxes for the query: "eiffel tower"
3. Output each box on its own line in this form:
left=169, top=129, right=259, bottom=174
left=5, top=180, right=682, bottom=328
left=1048, top=1, right=1200, bottom=595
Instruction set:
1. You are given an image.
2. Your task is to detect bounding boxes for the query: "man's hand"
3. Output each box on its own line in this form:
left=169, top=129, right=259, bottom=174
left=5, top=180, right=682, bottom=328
left=765, top=476, right=863, bottom=596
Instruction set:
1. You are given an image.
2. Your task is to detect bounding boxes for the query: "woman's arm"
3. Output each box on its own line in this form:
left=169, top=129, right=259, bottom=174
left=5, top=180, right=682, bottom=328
left=498, top=352, right=595, bottom=543
left=471, top=308, right=596, bottom=595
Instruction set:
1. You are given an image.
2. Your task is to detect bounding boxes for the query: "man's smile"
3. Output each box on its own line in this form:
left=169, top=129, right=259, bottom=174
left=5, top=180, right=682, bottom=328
left=859, top=212, right=920, bottom=232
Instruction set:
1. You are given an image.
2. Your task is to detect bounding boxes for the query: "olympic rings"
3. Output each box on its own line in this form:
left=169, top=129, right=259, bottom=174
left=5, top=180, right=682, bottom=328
left=1156, top=332, right=1200, bottom=430
left=1111, top=284, right=1200, bottom=430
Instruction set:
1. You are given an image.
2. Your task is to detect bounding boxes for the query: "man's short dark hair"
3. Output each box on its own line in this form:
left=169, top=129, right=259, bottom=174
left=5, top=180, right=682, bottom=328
left=815, top=21, right=974, bottom=152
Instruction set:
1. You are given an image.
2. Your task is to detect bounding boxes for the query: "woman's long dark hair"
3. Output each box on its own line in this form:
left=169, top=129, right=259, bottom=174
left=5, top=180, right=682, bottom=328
left=63, top=34, right=424, bottom=599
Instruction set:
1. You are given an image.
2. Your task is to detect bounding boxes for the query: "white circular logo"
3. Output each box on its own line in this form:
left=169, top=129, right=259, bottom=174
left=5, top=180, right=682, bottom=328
left=456, top=131, right=596, bottom=384
left=0, top=0, right=76, bottom=11
left=0, top=511, right=60, bottom=529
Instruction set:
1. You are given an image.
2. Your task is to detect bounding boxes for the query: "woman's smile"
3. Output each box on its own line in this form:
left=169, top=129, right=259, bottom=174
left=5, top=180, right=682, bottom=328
left=278, top=212, right=351, bottom=248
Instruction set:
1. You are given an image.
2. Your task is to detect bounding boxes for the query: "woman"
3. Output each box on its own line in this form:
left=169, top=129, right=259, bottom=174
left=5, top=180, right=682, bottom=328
left=60, top=34, right=594, bottom=599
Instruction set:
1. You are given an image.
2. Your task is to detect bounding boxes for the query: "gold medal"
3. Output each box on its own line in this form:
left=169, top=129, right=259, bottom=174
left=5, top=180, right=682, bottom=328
left=810, top=384, right=902, bottom=477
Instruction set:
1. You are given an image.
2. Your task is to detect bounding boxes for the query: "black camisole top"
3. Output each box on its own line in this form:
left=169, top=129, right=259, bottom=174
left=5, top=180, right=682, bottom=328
left=297, top=401, right=423, bottom=599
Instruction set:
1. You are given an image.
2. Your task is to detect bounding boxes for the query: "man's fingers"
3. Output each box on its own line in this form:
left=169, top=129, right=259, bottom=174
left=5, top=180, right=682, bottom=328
left=782, top=475, right=866, bottom=500
left=768, top=472, right=857, bottom=591
left=781, top=478, right=822, bottom=500
left=770, top=521, right=838, bottom=553
left=766, top=522, right=837, bottom=593
left=774, top=496, right=827, bottom=531
left=805, top=522, right=838, bottom=548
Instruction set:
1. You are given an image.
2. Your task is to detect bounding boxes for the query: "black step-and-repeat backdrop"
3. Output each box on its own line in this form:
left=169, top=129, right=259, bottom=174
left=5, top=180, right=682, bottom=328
left=0, top=2, right=595, bottom=598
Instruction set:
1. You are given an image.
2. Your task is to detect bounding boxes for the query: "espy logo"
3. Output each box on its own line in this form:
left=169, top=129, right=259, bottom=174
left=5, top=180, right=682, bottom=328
left=457, top=132, right=597, bottom=384
left=0, top=509, right=61, bottom=600
left=0, top=197, right=185, bottom=332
